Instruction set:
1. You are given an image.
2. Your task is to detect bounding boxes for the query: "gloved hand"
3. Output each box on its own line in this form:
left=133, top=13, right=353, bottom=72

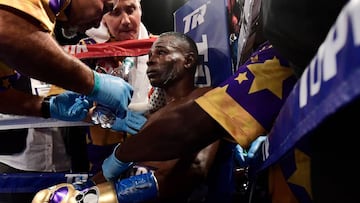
left=102, top=143, right=133, bottom=181
left=87, top=70, right=133, bottom=118
left=32, top=182, right=118, bottom=203
left=234, top=135, right=267, bottom=167
left=32, top=174, right=159, bottom=203
left=111, top=110, right=147, bottom=134
left=234, top=144, right=248, bottom=167
left=247, top=135, right=267, bottom=159
left=115, top=172, right=158, bottom=202
left=49, top=91, right=92, bottom=121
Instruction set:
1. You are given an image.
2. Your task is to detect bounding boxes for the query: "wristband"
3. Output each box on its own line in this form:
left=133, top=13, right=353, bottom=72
left=102, top=144, right=133, bottom=181
left=115, top=172, right=159, bottom=202
left=41, top=97, right=51, bottom=118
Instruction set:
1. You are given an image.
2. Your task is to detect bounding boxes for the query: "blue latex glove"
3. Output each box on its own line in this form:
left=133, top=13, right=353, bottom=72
left=87, top=71, right=133, bottom=117
left=247, top=135, right=267, bottom=158
left=234, top=135, right=267, bottom=167
left=49, top=91, right=91, bottom=121
left=111, top=110, right=147, bottom=134
left=234, top=144, right=248, bottom=167
left=102, top=144, right=133, bottom=181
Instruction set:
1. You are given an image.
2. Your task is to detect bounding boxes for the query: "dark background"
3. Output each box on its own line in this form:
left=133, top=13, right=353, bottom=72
left=141, top=0, right=189, bottom=34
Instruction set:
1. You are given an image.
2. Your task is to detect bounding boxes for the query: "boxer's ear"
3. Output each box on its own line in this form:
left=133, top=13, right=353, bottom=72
left=184, top=52, right=196, bottom=69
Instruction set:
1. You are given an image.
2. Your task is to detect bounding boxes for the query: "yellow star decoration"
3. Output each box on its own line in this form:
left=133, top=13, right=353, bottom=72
left=219, top=84, right=229, bottom=92
left=287, top=149, right=313, bottom=200
left=247, top=57, right=293, bottom=99
left=235, top=72, right=248, bottom=84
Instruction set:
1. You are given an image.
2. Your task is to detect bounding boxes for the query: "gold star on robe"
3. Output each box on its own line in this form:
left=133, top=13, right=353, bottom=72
left=287, top=149, right=313, bottom=200
left=247, top=57, right=294, bottom=99
left=235, top=72, right=248, bottom=84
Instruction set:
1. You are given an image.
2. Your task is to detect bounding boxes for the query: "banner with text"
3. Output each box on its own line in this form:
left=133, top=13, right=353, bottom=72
left=174, top=0, right=232, bottom=87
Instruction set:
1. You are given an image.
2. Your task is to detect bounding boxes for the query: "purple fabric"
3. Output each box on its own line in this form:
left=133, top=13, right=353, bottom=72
left=49, top=0, right=67, bottom=14
left=49, top=186, right=68, bottom=203
left=220, top=41, right=297, bottom=131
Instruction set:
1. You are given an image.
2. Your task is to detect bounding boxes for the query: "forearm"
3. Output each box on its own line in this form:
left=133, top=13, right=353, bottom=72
left=0, top=89, right=44, bottom=117
left=143, top=141, right=220, bottom=199
left=0, top=9, right=94, bottom=95
left=16, top=37, right=94, bottom=95
left=116, top=100, right=223, bottom=162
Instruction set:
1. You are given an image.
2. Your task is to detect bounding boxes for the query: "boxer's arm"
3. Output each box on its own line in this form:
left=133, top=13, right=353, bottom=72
left=116, top=88, right=226, bottom=162
left=153, top=140, right=220, bottom=199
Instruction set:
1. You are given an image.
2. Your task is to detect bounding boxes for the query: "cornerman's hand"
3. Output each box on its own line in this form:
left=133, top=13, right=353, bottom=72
left=87, top=71, right=133, bottom=118
left=247, top=135, right=267, bottom=159
left=234, top=144, right=247, bottom=167
left=234, top=135, right=267, bottom=167
left=49, top=91, right=91, bottom=121
left=111, top=110, right=147, bottom=134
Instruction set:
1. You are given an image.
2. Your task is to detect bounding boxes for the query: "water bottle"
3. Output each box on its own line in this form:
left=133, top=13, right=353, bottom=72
left=111, top=57, right=135, bottom=81
left=91, top=105, right=116, bottom=128
left=91, top=57, right=135, bottom=128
